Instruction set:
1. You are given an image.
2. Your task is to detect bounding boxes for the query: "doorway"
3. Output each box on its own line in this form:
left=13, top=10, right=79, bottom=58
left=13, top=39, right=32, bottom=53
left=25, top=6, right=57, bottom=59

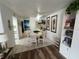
left=12, top=16, right=19, bottom=40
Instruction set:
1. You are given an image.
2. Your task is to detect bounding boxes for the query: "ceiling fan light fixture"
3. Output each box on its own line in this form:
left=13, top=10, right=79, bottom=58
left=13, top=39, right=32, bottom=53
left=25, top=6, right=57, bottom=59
left=36, top=14, right=42, bottom=21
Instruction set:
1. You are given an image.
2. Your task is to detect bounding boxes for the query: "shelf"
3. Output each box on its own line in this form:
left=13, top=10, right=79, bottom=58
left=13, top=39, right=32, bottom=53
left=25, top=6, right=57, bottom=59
left=64, top=28, right=73, bottom=31
left=62, top=36, right=72, bottom=47
left=64, top=35, right=72, bottom=39
left=62, top=41, right=71, bottom=48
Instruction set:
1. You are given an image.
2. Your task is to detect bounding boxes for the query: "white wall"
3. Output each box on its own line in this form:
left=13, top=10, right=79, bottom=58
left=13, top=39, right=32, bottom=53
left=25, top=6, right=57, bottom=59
left=0, top=8, right=4, bottom=33
left=0, top=4, right=15, bottom=47
left=18, top=18, right=23, bottom=38
left=46, top=9, right=65, bottom=40
left=68, top=10, right=79, bottom=59
left=12, top=16, right=19, bottom=40
left=29, top=17, right=36, bottom=31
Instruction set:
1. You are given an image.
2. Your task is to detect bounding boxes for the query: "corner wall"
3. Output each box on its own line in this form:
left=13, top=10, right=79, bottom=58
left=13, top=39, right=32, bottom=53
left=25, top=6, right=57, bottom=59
left=0, top=3, right=20, bottom=47
left=46, top=9, right=65, bottom=40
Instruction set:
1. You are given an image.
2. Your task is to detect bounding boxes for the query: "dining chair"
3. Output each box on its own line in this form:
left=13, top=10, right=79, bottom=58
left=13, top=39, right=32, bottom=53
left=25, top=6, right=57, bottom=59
left=30, top=33, right=37, bottom=46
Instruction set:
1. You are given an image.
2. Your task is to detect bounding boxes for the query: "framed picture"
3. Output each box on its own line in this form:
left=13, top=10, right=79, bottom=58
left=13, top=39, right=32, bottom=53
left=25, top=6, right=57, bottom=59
left=8, top=20, right=11, bottom=30
left=46, top=16, right=50, bottom=30
left=23, top=20, right=30, bottom=31
left=51, top=15, right=57, bottom=33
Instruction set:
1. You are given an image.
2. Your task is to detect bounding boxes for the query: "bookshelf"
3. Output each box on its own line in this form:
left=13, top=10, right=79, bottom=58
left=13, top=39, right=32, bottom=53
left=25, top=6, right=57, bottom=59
left=59, top=12, right=76, bottom=58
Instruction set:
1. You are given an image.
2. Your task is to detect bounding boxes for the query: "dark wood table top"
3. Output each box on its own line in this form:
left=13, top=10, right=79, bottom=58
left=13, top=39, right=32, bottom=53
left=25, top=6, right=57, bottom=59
left=33, top=30, right=40, bottom=33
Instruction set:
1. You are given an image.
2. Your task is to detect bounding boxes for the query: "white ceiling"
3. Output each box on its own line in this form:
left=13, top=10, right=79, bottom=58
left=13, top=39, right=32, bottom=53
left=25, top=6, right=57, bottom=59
left=0, top=0, right=74, bottom=17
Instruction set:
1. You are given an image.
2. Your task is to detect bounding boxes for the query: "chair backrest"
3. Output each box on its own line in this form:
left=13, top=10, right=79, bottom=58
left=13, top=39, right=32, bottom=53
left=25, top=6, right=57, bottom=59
left=30, top=33, right=36, bottom=42
left=42, top=31, right=47, bottom=39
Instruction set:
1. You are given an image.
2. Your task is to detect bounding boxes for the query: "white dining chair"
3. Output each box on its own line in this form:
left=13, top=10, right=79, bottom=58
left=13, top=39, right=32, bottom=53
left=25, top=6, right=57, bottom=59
left=30, top=33, right=37, bottom=46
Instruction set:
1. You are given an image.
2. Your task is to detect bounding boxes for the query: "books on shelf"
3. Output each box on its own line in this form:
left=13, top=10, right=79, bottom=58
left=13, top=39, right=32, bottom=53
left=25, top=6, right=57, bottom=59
left=62, top=37, right=72, bottom=47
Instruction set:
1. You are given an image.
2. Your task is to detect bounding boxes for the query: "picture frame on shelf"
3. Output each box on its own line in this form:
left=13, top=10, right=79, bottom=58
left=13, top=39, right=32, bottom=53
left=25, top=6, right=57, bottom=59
left=64, top=13, right=76, bottom=29
left=51, top=15, right=57, bottom=33
left=46, top=16, right=50, bottom=30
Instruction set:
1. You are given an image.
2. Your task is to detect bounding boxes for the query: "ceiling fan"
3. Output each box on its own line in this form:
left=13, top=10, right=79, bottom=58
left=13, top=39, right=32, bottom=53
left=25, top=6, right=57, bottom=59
left=34, top=8, right=51, bottom=21
left=34, top=8, right=53, bottom=17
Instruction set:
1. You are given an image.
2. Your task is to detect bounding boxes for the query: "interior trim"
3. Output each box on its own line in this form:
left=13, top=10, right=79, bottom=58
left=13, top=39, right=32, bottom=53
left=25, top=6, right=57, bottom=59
left=0, top=33, right=5, bottom=35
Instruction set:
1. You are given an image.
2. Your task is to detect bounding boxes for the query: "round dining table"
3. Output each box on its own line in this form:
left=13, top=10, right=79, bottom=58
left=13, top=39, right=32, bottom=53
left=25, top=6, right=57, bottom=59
left=33, top=30, right=43, bottom=45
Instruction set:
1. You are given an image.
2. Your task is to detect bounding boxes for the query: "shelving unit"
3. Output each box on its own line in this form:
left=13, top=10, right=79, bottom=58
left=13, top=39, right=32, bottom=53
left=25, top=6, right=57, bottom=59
left=59, top=12, right=76, bottom=58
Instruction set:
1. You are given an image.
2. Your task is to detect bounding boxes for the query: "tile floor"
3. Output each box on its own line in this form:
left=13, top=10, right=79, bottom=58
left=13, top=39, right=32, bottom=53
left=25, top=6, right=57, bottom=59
left=14, top=37, right=58, bottom=54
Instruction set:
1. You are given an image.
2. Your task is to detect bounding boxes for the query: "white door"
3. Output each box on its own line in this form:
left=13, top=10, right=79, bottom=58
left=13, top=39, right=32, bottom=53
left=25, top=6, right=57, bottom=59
left=12, top=16, right=19, bottom=40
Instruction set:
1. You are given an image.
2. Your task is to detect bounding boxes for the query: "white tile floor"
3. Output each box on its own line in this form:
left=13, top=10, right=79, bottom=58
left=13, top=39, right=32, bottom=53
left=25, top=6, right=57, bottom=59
left=14, top=37, right=57, bottom=54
